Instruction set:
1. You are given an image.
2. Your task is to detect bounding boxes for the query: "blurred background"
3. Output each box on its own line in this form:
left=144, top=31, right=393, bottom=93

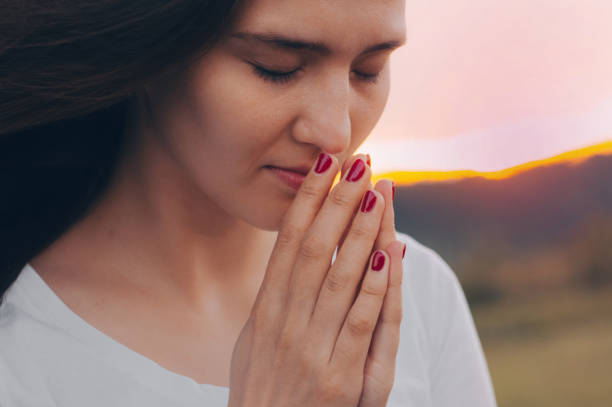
left=362, top=1, right=612, bottom=406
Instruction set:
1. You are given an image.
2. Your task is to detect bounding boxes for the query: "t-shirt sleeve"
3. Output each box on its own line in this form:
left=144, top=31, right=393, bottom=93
left=0, top=317, right=60, bottom=407
left=428, top=259, right=497, bottom=406
left=397, top=232, right=498, bottom=406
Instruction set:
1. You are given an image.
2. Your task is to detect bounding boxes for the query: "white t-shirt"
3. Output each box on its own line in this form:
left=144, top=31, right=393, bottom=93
left=0, top=231, right=497, bottom=406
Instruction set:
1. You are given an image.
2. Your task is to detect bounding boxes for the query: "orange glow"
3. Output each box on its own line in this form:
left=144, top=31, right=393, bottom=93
left=371, top=139, right=612, bottom=186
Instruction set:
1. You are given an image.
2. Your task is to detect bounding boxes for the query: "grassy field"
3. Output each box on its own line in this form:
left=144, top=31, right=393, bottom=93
left=470, top=288, right=612, bottom=407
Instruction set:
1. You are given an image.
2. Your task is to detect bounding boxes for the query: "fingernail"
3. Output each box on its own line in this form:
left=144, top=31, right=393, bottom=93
left=372, top=250, right=385, bottom=271
left=366, top=154, right=371, bottom=167
left=402, top=243, right=406, bottom=259
left=346, top=159, right=366, bottom=182
left=360, top=190, right=377, bottom=213
left=314, top=153, right=332, bottom=174
left=392, top=181, right=396, bottom=200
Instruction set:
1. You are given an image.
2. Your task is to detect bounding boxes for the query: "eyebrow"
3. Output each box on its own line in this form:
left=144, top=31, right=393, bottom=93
left=230, top=31, right=406, bottom=56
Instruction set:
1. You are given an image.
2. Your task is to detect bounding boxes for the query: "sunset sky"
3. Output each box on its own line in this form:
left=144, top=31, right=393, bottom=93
left=361, top=0, right=612, bottom=173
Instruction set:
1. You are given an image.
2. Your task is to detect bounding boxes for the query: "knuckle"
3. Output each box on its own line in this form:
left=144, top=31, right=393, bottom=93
left=298, top=181, right=320, bottom=200
left=329, top=187, right=353, bottom=210
left=319, top=372, right=353, bottom=404
left=379, top=307, right=402, bottom=329
left=350, top=222, right=374, bottom=240
left=367, top=376, right=393, bottom=402
left=392, top=303, right=403, bottom=325
left=324, top=269, right=350, bottom=293
left=250, top=303, right=274, bottom=334
left=296, top=345, right=319, bottom=374
left=277, top=221, right=303, bottom=249
left=387, top=308, right=403, bottom=326
left=277, top=324, right=298, bottom=355
left=301, top=339, right=326, bottom=371
left=367, top=358, right=393, bottom=387
left=347, top=312, right=375, bottom=336
left=298, top=235, right=325, bottom=261
left=331, top=341, right=353, bottom=366
left=361, top=279, right=386, bottom=297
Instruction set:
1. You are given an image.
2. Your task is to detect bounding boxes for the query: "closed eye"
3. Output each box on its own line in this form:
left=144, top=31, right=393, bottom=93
left=250, top=64, right=301, bottom=84
left=250, top=64, right=381, bottom=85
left=353, top=71, right=380, bottom=84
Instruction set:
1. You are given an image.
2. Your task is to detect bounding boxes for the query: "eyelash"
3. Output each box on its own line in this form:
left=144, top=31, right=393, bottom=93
left=250, top=64, right=380, bottom=85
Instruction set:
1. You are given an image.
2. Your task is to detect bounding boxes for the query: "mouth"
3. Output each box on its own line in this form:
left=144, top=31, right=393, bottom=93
left=265, top=164, right=311, bottom=175
left=264, top=165, right=309, bottom=190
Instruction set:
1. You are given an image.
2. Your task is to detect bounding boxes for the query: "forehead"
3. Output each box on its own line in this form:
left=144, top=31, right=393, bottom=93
left=228, top=0, right=406, bottom=54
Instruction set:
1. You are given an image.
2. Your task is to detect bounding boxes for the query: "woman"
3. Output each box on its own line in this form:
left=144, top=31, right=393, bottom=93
left=0, top=0, right=497, bottom=406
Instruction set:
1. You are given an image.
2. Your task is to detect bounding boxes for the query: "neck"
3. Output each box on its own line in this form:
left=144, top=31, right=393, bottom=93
left=38, top=103, right=278, bottom=314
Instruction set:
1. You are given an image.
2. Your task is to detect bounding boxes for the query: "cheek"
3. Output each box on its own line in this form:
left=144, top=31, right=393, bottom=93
left=185, top=57, right=286, bottom=167
left=170, top=57, right=298, bottom=225
left=142, top=53, right=301, bottom=230
left=350, top=68, right=392, bottom=148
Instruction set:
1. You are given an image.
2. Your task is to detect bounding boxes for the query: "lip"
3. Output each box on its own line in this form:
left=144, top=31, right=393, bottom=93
left=269, top=164, right=311, bottom=175
left=266, top=166, right=308, bottom=190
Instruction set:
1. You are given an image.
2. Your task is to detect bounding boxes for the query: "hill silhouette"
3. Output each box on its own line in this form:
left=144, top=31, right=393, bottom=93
left=394, top=153, right=612, bottom=301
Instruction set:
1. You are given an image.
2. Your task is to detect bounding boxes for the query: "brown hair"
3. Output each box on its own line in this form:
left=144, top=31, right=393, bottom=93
left=0, top=0, right=242, bottom=301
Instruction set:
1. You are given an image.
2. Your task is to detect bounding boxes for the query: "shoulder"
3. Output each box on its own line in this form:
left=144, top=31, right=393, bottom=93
left=394, top=230, right=497, bottom=407
left=0, top=284, right=57, bottom=404
left=393, top=230, right=473, bottom=358
left=394, top=229, right=462, bottom=300
left=0, top=272, right=46, bottom=371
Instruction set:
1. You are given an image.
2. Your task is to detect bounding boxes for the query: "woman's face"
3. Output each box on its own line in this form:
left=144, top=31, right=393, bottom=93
left=142, top=0, right=406, bottom=231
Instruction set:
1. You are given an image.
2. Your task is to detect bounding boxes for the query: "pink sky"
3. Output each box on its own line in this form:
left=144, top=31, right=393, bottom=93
left=361, top=0, right=612, bottom=172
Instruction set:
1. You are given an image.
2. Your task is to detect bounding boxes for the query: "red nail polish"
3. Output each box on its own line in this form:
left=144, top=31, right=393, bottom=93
left=360, top=190, right=377, bottom=213
left=392, top=182, right=396, bottom=200
left=346, top=159, right=366, bottom=182
left=402, top=243, right=406, bottom=259
left=314, top=153, right=332, bottom=174
left=372, top=250, right=385, bottom=271
left=366, top=154, right=371, bottom=167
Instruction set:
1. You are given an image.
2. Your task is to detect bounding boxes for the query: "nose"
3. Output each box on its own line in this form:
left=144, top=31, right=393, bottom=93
left=292, top=72, right=352, bottom=155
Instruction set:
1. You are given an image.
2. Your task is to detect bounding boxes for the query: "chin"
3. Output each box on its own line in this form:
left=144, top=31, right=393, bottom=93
left=243, top=212, right=284, bottom=232
left=240, top=196, right=292, bottom=232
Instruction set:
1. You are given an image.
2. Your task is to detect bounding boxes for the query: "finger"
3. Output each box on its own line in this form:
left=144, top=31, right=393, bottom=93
left=359, top=240, right=405, bottom=407
left=359, top=180, right=400, bottom=407
left=341, top=153, right=371, bottom=178
left=373, top=178, right=397, bottom=252
left=310, top=189, right=385, bottom=356
left=284, top=156, right=372, bottom=326
left=343, top=178, right=394, bottom=307
left=336, top=154, right=373, bottom=255
left=330, top=249, right=390, bottom=370
left=254, top=152, right=339, bottom=313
